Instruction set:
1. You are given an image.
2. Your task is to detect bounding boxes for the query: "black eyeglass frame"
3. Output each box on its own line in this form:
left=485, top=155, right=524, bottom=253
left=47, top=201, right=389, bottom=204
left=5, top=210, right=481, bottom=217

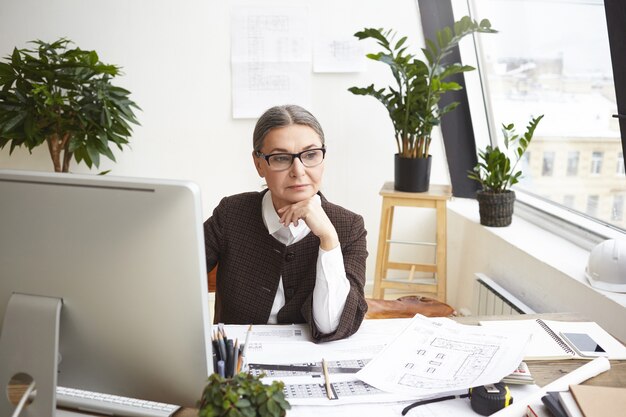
left=255, top=147, right=326, bottom=170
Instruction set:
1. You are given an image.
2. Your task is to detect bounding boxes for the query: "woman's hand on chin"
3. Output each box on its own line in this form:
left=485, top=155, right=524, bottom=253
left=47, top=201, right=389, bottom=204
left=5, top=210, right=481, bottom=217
left=277, top=198, right=339, bottom=251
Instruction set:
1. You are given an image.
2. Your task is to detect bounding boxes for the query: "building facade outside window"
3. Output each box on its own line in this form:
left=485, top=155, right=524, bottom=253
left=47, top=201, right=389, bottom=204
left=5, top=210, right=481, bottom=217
left=563, top=194, right=575, bottom=208
left=617, top=152, right=625, bottom=176
left=587, top=195, right=599, bottom=217
left=467, top=0, right=625, bottom=230
left=542, top=152, right=555, bottom=177
left=566, top=151, right=579, bottom=176
left=591, top=151, right=603, bottom=175
left=613, top=195, right=624, bottom=221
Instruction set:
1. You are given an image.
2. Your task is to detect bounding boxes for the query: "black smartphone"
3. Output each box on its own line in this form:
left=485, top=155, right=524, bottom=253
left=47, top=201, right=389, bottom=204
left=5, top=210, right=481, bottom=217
left=560, top=332, right=607, bottom=357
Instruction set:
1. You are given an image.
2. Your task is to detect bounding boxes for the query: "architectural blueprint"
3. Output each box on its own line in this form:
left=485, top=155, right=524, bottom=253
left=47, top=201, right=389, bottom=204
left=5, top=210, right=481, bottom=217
left=222, top=316, right=530, bottom=405
left=356, top=315, right=530, bottom=396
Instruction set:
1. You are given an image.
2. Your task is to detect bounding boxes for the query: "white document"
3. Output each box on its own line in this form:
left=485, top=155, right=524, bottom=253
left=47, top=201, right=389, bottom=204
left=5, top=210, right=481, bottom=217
left=231, top=6, right=311, bottom=118
left=224, top=319, right=426, bottom=405
left=285, top=384, right=540, bottom=417
left=225, top=316, right=528, bottom=404
left=356, top=315, right=530, bottom=397
left=313, top=37, right=365, bottom=73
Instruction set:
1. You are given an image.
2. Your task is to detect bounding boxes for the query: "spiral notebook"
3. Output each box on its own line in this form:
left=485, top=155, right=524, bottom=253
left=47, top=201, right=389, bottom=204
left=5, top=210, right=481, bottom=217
left=479, top=319, right=626, bottom=360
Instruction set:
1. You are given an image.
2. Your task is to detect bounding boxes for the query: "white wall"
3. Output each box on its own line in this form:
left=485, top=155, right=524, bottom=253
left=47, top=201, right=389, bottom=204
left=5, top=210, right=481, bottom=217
left=2, top=1, right=624, bottom=341
left=447, top=199, right=626, bottom=342
left=0, top=0, right=450, bottom=284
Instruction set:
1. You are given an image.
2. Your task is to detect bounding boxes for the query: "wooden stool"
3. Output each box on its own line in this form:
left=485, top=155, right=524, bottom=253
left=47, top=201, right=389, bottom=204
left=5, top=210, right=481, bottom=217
left=373, top=182, right=451, bottom=302
left=365, top=296, right=456, bottom=319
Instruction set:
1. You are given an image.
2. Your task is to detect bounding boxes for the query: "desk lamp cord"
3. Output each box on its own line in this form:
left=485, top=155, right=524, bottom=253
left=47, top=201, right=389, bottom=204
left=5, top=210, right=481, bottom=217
left=401, top=393, right=470, bottom=415
left=11, top=380, right=36, bottom=417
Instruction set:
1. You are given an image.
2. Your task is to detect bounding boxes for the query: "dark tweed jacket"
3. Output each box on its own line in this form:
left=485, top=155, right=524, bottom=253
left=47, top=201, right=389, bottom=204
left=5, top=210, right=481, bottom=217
left=203, top=190, right=368, bottom=342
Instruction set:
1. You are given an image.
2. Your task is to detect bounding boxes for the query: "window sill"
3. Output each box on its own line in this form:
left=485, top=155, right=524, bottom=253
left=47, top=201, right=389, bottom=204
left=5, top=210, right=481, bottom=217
left=447, top=197, right=626, bottom=310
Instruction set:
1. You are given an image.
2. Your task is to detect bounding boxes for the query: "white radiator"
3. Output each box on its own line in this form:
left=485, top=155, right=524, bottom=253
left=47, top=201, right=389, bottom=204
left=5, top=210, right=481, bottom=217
left=474, top=273, right=535, bottom=316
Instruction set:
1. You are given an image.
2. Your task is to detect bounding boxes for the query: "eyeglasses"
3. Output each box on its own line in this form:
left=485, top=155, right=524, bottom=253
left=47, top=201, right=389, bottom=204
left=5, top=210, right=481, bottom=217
left=255, top=147, right=326, bottom=171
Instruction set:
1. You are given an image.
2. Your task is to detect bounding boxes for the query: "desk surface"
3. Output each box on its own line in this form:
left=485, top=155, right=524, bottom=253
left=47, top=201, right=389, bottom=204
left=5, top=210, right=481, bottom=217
left=171, top=313, right=626, bottom=416
left=453, top=313, right=626, bottom=388
left=14, top=314, right=616, bottom=416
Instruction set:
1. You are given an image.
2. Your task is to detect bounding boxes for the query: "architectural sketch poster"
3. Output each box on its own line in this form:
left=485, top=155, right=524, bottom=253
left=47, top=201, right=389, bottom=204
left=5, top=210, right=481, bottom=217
left=231, top=6, right=311, bottom=118
left=313, top=37, right=365, bottom=73
left=356, top=315, right=531, bottom=397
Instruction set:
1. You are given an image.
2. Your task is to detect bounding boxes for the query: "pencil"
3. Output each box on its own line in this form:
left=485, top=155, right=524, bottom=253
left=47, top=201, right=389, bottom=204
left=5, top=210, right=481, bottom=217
left=236, top=349, right=243, bottom=373
left=322, top=358, right=332, bottom=400
left=241, top=324, right=252, bottom=371
left=217, top=332, right=227, bottom=363
left=242, top=324, right=252, bottom=358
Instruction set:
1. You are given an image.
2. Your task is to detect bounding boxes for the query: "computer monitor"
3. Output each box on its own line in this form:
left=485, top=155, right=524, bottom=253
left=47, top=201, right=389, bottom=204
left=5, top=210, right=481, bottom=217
left=0, top=170, right=213, bottom=411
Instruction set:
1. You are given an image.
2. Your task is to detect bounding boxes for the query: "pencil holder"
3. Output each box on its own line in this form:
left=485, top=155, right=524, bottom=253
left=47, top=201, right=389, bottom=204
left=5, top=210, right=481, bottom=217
left=198, top=372, right=290, bottom=417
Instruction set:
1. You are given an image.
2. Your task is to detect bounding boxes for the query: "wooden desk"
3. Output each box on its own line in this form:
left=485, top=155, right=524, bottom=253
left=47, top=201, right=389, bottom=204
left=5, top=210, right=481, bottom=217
left=177, top=313, right=626, bottom=416
left=10, top=314, right=621, bottom=416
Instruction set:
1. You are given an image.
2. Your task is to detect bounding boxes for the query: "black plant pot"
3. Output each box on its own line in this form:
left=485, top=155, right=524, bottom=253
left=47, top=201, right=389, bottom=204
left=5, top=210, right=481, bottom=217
left=476, top=190, right=516, bottom=227
left=394, top=154, right=432, bottom=192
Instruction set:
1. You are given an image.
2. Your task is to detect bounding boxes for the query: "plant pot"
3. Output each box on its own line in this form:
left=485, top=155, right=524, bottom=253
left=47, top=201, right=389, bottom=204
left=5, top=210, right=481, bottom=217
left=394, top=154, right=432, bottom=192
left=476, top=190, right=516, bottom=227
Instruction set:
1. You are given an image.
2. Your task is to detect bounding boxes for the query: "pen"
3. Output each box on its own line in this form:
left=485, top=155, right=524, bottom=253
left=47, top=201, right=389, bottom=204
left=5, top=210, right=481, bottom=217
left=225, top=339, right=234, bottom=377
left=232, top=339, right=239, bottom=376
left=322, top=358, right=333, bottom=400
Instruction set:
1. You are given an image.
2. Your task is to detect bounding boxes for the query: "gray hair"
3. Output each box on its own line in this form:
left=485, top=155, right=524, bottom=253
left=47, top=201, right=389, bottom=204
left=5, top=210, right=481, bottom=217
left=253, top=105, right=325, bottom=152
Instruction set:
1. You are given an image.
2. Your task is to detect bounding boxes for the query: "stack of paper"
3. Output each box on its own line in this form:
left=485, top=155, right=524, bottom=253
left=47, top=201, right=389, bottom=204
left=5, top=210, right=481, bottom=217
left=503, top=362, right=535, bottom=385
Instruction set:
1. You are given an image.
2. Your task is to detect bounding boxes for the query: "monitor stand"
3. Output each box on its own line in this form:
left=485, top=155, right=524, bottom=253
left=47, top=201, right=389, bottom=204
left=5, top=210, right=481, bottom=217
left=0, top=293, right=62, bottom=417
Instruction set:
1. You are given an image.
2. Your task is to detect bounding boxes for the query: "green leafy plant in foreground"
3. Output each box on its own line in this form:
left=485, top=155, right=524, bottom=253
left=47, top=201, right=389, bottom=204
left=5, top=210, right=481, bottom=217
left=0, top=38, right=140, bottom=172
left=198, top=372, right=290, bottom=417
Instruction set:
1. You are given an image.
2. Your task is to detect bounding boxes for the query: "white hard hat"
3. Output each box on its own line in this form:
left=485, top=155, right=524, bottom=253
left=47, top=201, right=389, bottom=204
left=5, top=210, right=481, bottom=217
left=585, top=239, right=626, bottom=293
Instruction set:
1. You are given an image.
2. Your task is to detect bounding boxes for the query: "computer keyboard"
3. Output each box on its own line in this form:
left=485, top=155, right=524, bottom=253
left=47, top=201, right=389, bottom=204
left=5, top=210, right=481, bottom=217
left=56, top=386, right=181, bottom=417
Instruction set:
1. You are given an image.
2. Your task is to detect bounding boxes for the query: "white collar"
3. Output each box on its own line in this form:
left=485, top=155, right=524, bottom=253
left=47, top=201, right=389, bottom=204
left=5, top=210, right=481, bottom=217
left=262, top=191, right=320, bottom=239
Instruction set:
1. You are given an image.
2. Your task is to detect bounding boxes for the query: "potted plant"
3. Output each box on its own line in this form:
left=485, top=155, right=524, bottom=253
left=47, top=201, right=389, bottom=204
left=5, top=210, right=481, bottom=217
left=198, top=372, right=290, bottom=417
left=349, top=16, right=496, bottom=192
left=468, top=115, right=544, bottom=227
left=0, top=38, right=140, bottom=173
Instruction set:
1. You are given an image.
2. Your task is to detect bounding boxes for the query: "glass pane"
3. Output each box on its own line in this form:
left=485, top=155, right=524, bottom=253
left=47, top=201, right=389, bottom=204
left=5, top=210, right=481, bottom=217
left=471, top=0, right=624, bottom=229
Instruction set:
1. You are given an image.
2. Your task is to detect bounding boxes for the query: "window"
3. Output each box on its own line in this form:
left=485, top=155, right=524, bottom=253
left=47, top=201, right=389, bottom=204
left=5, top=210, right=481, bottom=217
left=587, top=195, right=599, bottom=217
left=617, top=152, right=625, bottom=175
left=542, top=152, right=555, bottom=176
left=613, top=195, right=624, bottom=221
left=464, top=0, right=625, bottom=231
left=591, top=152, right=603, bottom=175
left=566, top=151, right=579, bottom=176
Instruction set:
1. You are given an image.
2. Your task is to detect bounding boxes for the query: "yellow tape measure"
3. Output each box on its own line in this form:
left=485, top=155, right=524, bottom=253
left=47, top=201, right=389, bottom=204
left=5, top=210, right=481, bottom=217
left=469, top=383, right=513, bottom=416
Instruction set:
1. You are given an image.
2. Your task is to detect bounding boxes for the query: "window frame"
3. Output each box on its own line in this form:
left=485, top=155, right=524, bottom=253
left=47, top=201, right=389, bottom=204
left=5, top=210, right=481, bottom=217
left=434, top=0, right=626, bottom=245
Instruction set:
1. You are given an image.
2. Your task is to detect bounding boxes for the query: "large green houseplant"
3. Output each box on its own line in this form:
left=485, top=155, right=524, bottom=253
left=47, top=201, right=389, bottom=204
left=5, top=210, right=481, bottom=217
left=468, top=115, right=544, bottom=227
left=0, top=38, right=140, bottom=173
left=349, top=16, right=496, bottom=192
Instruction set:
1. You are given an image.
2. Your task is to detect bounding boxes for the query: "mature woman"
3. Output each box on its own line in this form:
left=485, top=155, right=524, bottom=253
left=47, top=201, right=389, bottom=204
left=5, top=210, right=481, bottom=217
left=204, top=105, right=367, bottom=342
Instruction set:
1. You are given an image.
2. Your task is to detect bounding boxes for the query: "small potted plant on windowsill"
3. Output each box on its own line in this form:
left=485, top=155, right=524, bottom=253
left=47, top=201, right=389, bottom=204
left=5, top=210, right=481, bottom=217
left=468, top=115, right=544, bottom=227
left=349, top=16, right=496, bottom=192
